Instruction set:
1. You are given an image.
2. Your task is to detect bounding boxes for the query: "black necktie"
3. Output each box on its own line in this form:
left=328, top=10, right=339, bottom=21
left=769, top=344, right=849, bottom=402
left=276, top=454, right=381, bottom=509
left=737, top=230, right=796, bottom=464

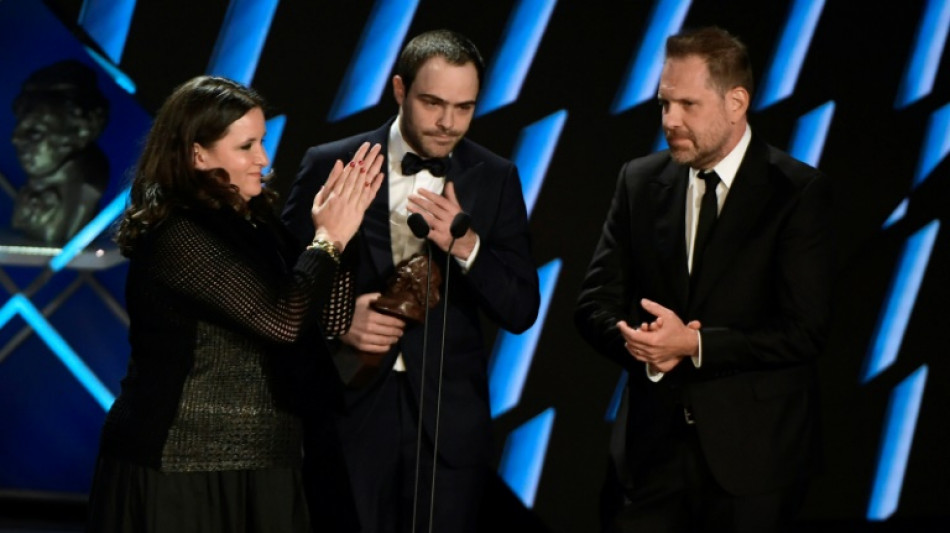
left=691, top=170, right=720, bottom=279
left=401, top=152, right=449, bottom=177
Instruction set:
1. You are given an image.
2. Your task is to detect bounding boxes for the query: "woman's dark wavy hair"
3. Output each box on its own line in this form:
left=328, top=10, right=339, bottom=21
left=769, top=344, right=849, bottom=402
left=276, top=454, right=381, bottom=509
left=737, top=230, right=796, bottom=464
left=115, top=75, right=276, bottom=256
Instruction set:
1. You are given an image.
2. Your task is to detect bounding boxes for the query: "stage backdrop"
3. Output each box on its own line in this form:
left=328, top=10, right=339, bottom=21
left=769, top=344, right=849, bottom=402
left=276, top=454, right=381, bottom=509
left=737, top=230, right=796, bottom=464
left=1, top=0, right=948, bottom=530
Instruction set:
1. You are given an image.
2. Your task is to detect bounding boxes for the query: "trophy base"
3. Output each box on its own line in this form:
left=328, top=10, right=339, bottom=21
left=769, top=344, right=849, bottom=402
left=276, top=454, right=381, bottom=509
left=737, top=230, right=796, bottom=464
left=371, top=297, right=424, bottom=324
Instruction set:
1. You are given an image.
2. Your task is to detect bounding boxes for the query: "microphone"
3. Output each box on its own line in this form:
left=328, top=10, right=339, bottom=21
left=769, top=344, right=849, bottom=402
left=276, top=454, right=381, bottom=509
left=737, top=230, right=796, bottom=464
left=449, top=212, right=471, bottom=239
left=408, top=212, right=430, bottom=239
left=408, top=211, right=431, bottom=533
left=426, top=210, right=470, bottom=532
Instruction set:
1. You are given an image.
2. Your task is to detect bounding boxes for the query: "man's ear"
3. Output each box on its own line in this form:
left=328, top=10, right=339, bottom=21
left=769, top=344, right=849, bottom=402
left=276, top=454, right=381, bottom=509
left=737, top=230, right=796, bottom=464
left=727, top=86, right=750, bottom=121
left=392, top=75, right=406, bottom=106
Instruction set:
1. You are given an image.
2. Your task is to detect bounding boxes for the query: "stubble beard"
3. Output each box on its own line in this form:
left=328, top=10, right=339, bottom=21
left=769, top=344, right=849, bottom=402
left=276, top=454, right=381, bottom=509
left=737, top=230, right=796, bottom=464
left=400, top=114, right=462, bottom=159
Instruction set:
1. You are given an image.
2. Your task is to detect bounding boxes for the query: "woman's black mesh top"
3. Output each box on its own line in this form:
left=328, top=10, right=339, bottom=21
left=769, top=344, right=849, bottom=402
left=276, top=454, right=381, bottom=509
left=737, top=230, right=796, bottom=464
left=99, top=205, right=338, bottom=472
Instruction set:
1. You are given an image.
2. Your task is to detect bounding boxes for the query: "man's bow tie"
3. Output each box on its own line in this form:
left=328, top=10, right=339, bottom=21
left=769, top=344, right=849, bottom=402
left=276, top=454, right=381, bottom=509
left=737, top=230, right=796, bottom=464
left=401, top=152, right=449, bottom=177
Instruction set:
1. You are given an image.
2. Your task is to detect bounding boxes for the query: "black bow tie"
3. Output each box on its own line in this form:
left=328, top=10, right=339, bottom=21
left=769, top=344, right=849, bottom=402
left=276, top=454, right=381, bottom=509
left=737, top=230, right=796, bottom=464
left=401, top=152, right=449, bottom=177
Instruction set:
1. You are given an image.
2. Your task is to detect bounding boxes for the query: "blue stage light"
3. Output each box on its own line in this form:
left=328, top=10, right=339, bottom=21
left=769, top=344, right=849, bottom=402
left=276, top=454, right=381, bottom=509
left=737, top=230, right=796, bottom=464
left=895, top=0, right=950, bottom=109
left=754, top=0, right=826, bottom=110
left=0, top=295, right=115, bottom=411
left=511, top=110, right=567, bottom=216
left=789, top=101, right=835, bottom=167
left=476, top=0, right=557, bottom=117
left=50, top=188, right=130, bottom=272
left=654, top=127, right=668, bottom=152
left=611, top=0, right=691, bottom=114
left=79, top=0, right=137, bottom=64
left=206, top=0, right=280, bottom=85
left=885, top=103, right=950, bottom=228
left=867, top=365, right=929, bottom=520
left=914, top=102, right=950, bottom=186
left=84, top=46, right=137, bottom=94
left=489, top=260, right=562, bottom=418
left=264, top=114, right=286, bottom=175
left=863, top=221, right=940, bottom=382
left=883, top=199, right=909, bottom=229
left=604, top=371, right=628, bottom=422
left=327, top=0, right=418, bottom=121
left=498, top=407, right=556, bottom=507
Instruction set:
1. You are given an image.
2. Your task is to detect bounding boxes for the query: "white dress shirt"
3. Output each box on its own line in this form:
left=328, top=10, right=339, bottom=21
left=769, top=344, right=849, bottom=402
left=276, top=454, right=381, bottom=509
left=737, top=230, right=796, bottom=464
left=387, top=119, right=480, bottom=370
left=646, top=125, right=752, bottom=382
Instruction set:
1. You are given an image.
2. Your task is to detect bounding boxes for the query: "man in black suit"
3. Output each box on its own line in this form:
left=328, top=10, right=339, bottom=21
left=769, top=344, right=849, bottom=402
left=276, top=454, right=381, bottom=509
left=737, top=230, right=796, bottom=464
left=575, top=27, right=833, bottom=532
left=282, top=30, right=540, bottom=533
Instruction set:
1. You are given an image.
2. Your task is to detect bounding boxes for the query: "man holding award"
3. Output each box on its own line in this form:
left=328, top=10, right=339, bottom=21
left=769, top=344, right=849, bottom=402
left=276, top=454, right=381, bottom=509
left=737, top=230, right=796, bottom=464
left=282, top=30, right=540, bottom=533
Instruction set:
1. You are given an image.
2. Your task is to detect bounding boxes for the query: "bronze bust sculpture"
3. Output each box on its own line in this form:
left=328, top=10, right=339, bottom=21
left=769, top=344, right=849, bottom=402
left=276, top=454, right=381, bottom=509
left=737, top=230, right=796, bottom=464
left=10, top=60, right=109, bottom=244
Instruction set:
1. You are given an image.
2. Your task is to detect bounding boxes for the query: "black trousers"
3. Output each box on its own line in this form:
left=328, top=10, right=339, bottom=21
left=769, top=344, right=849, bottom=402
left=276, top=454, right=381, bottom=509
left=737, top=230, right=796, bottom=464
left=606, top=418, right=807, bottom=533
left=338, top=371, right=486, bottom=533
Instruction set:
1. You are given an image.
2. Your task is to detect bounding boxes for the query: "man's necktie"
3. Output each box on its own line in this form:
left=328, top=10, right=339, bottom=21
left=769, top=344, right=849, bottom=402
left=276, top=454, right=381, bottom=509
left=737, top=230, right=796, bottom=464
left=401, top=152, right=449, bottom=177
left=691, top=170, right=720, bottom=282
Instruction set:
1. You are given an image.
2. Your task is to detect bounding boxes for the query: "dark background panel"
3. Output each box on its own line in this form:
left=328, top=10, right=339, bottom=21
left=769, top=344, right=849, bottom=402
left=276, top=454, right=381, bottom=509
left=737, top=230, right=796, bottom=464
left=1, top=0, right=948, bottom=531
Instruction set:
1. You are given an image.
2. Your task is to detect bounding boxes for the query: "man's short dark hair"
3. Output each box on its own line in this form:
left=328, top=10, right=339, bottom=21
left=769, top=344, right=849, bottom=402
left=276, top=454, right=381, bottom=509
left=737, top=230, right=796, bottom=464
left=395, top=29, right=485, bottom=91
left=666, top=26, right=754, bottom=99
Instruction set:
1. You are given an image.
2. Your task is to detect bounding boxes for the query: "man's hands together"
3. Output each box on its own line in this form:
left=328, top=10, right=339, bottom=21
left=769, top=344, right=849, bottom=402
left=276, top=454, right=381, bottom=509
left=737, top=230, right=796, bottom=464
left=617, top=298, right=701, bottom=374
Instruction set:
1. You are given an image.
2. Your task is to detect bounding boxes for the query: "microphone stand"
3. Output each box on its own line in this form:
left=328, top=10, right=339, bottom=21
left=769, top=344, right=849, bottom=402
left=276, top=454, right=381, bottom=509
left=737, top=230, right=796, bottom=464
left=407, top=212, right=432, bottom=533
left=427, top=212, right=470, bottom=533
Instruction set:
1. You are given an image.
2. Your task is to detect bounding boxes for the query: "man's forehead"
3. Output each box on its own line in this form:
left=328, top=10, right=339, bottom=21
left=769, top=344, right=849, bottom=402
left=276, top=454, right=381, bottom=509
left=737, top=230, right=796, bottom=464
left=659, top=58, right=715, bottom=92
left=410, top=61, right=479, bottom=102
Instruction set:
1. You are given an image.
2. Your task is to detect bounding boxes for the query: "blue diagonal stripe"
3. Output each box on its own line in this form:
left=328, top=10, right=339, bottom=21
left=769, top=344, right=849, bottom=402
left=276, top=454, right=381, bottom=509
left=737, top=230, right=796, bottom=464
left=0, top=295, right=115, bottom=410
left=475, top=0, right=557, bottom=117
left=754, top=0, right=826, bottom=110
left=264, top=114, right=286, bottom=175
left=867, top=365, right=929, bottom=520
left=862, top=220, right=940, bottom=382
left=895, top=0, right=950, bottom=108
left=883, top=199, right=909, bottom=229
left=605, top=371, right=628, bottom=422
left=789, top=100, right=835, bottom=167
left=327, top=0, right=418, bottom=121
left=50, top=187, right=130, bottom=272
left=511, top=110, right=567, bottom=217
left=654, top=127, right=669, bottom=152
left=489, top=259, right=561, bottom=418
left=884, top=103, right=950, bottom=228
left=914, top=101, right=950, bottom=186
left=611, top=0, right=691, bottom=114
left=206, top=0, right=281, bottom=85
left=498, top=407, right=556, bottom=507
left=84, top=46, right=137, bottom=94
left=79, top=0, right=137, bottom=63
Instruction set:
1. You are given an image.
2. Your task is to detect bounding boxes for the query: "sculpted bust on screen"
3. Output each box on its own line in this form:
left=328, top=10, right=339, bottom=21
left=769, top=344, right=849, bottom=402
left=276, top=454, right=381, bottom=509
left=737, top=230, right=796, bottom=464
left=10, top=60, right=109, bottom=244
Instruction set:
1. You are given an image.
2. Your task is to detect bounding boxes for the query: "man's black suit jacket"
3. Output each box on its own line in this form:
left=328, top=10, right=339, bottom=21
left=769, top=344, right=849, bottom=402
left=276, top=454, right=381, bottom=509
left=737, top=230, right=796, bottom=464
left=575, top=136, right=834, bottom=496
left=282, top=119, right=540, bottom=468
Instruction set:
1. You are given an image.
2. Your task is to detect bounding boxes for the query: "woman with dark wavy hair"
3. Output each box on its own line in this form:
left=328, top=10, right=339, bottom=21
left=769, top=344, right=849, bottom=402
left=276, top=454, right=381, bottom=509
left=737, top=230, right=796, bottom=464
left=86, top=76, right=383, bottom=532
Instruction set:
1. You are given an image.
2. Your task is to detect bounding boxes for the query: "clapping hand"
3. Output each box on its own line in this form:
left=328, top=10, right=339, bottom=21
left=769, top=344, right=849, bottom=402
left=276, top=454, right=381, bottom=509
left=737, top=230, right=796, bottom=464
left=311, top=142, right=385, bottom=250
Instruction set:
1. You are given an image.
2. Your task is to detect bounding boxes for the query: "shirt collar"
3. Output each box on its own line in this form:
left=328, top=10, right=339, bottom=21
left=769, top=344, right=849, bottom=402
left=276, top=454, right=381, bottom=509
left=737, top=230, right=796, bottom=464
left=690, top=124, right=751, bottom=190
left=388, top=118, right=411, bottom=176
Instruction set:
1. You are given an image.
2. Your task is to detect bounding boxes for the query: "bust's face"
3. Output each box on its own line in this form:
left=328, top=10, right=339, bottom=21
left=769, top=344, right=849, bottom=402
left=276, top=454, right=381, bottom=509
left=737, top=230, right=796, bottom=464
left=11, top=101, right=88, bottom=177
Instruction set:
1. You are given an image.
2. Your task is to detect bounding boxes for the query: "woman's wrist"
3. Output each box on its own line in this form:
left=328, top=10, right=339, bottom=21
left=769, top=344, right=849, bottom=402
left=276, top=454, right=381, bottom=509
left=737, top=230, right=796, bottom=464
left=307, top=237, right=342, bottom=263
left=312, top=229, right=344, bottom=251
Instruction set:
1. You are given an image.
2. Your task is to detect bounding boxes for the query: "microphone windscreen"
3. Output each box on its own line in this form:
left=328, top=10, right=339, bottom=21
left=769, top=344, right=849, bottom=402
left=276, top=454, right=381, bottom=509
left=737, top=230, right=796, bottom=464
left=407, top=212, right=430, bottom=238
left=449, top=212, right=471, bottom=239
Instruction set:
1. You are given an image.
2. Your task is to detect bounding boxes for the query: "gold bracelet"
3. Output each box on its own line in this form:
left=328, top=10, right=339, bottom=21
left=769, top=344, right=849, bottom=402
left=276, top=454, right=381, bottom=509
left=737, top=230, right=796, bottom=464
left=307, top=239, right=341, bottom=263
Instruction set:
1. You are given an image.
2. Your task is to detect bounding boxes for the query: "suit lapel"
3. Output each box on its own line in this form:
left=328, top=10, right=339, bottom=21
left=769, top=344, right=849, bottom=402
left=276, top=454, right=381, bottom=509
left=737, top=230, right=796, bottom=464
left=445, top=139, right=483, bottom=214
left=689, top=137, right=774, bottom=313
left=652, top=162, right=690, bottom=314
left=359, top=121, right=396, bottom=278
